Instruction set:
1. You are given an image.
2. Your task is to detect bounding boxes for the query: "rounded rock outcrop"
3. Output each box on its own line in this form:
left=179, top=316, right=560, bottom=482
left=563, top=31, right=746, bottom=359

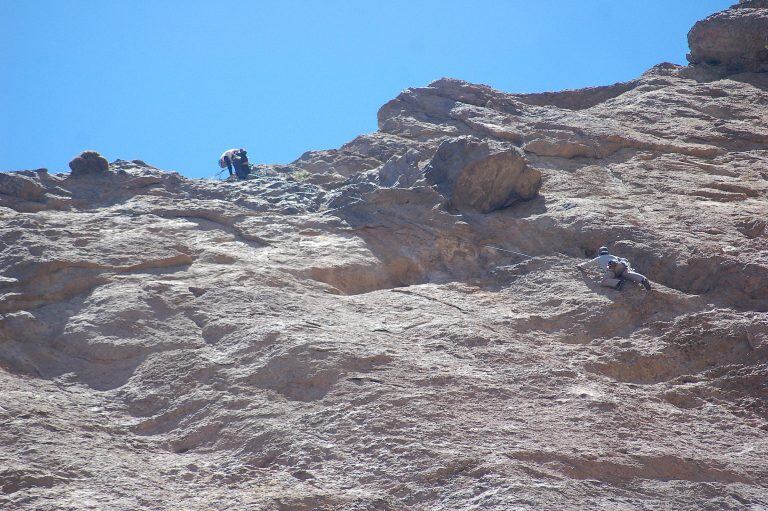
left=68, top=150, right=109, bottom=176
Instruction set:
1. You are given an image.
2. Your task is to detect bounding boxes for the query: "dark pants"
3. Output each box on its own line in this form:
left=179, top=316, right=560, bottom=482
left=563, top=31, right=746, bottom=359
left=234, top=162, right=250, bottom=180
left=602, top=264, right=647, bottom=289
left=224, top=157, right=250, bottom=180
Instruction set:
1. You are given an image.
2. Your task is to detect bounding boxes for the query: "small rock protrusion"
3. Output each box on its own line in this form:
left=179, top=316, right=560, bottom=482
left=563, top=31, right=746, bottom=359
left=68, top=151, right=109, bottom=176
left=188, top=287, right=207, bottom=297
left=736, top=218, right=767, bottom=238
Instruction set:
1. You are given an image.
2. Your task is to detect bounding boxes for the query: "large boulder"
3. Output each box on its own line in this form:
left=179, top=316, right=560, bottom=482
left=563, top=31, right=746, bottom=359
left=424, top=137, right=541, bottom=213
left=68, top=150, right=109, bottom=176
left=687, top=1, right=768, bottom=74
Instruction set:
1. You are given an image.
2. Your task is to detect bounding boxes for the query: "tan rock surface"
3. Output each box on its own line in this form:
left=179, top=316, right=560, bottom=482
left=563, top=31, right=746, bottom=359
left=688, top=0, right=768, bottom=74
left=1, top=3, right=768, bottom=510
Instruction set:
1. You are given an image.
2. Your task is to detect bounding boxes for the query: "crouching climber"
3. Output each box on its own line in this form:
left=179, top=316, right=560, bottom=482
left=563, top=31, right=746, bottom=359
left=219, top=148, right=251, bottom=180
left=578, top=246, right=652, bottom=290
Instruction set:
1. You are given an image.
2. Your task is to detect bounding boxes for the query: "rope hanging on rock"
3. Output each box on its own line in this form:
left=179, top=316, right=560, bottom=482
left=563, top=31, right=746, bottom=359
left=320, top=197, right=365, bottom=215
left=479, top=245, right=535, bottom=260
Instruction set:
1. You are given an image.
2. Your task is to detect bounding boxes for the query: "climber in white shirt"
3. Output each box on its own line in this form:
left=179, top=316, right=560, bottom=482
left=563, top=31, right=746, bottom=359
left=578, top=246, right=652, bottom=290
left=219, top=148, right=251, bottom=180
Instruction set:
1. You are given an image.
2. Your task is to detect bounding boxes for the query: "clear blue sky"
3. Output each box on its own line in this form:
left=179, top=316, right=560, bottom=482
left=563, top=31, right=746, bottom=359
left=1, top=1, right=731, bottom=178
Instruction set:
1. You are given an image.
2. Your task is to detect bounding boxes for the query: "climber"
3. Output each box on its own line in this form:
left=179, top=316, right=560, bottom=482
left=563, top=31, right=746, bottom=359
left=219, top=148, right=251, bottom=180
left=578, top=246, right=652, bottom=290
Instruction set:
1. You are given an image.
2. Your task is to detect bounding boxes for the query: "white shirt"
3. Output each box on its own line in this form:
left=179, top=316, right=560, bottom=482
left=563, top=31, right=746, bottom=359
left=580, top=254, right=619, bottom=270
left=219, top=148, right=243, bottom=168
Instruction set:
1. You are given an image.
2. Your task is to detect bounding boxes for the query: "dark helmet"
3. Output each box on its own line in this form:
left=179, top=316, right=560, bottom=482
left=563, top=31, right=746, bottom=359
left=598, top=246, right=609, bottom=255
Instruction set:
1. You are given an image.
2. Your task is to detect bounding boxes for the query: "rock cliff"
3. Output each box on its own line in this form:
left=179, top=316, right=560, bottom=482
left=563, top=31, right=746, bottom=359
left=1, top=3, right=767, bottom=510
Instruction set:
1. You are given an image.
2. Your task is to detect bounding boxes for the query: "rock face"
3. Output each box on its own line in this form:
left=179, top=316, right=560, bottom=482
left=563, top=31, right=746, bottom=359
left=687, top=1, right=768, bottom=73
left=0, top=172, right=47, bottom=202
left=1, top=4, right=768, bottom=511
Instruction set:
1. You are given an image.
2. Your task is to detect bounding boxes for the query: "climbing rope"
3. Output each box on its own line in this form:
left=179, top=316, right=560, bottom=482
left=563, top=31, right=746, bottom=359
left=208, top=168, right=227, bottom=180
left=479, top=245, right=535, bottom=259
left=320, top=197, right=365, bottom=215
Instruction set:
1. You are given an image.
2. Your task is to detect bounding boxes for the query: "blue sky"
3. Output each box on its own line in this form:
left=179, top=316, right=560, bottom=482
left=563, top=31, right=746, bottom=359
left=1, top=1, right=731, bottom=178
